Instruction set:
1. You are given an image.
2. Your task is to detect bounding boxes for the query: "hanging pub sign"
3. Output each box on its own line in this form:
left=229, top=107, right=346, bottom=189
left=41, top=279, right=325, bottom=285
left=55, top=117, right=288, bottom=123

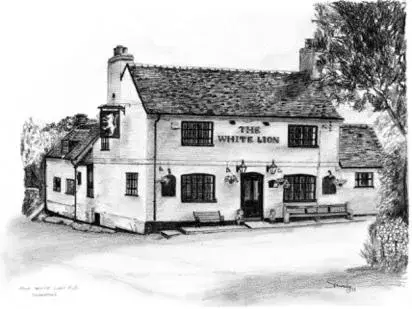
left=99, top=106, right=124, bottom=138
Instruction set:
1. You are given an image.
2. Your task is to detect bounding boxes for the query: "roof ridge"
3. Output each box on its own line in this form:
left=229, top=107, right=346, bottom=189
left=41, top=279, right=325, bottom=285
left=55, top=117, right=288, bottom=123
left=132, top=62, right=297, bottom=75
left=341, top=123, right=372, bottom=128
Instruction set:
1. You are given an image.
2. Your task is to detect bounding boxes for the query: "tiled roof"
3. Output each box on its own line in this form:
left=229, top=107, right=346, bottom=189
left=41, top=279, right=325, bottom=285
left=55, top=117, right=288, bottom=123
left=339, top=124, right=383, bottom=168
left=46, top=124, right=99, bottom=163
left=128, top=64, right=343, bottom=120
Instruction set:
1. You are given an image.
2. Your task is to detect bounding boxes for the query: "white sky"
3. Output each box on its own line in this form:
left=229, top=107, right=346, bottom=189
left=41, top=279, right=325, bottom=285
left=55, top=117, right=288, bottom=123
left=2, top=0, right=341, bottom=123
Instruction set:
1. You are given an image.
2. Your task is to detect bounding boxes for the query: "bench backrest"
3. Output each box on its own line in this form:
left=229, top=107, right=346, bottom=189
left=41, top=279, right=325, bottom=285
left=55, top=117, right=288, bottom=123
left=193, top=211, right=222, bottom=222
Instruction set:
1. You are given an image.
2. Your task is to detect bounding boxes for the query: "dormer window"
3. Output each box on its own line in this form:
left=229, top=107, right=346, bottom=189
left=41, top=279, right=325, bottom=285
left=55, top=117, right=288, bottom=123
left=62, top=140, right=70, bottom=155
left=61, top=140, right=78, bottom=155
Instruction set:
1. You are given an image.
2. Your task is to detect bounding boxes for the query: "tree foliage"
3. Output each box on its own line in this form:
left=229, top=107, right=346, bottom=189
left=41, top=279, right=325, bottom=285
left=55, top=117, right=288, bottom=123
left=313, top=1, right=408, bottom=272
left=20, top=113, right=96, bottom=210
left=313, top=0, right=406, bottom=135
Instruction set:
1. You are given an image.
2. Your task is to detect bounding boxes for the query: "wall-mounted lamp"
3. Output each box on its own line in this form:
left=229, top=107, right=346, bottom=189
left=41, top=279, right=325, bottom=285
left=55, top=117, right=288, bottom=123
left=229, top=120, right=236, bottom=125
left=266, top=160, right=278, bottom=174
left=262, top=121, right=270, bottom=126
left=236, top=160, right=247, bottom=173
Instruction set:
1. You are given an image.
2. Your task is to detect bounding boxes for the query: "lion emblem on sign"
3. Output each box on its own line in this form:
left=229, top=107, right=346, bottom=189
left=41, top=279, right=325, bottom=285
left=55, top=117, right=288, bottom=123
left=100, top=111, right=120, bottom=138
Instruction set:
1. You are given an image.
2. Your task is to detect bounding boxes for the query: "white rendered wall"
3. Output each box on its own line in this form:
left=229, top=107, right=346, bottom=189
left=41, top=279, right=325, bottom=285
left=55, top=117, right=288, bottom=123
left=46, top=158, right=76, bottom=218
left=144, top=115, right=347, bottom=222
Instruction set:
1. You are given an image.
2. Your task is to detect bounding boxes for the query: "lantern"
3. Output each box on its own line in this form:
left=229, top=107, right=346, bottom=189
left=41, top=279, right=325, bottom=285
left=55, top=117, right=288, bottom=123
left=236, top=160, right=247, bottom=173
left=266, top=160, right=278, bottom=174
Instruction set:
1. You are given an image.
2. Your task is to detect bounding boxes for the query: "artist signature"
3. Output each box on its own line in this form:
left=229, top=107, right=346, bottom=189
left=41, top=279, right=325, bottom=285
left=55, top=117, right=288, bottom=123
left=327, top=281, right=356, bottom=293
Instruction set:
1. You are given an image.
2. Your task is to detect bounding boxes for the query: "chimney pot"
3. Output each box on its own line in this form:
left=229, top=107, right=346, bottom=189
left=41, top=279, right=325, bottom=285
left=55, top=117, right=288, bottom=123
left=305, top=38, right=314, bottom=49
left=113, top=45, right=128, bottom=56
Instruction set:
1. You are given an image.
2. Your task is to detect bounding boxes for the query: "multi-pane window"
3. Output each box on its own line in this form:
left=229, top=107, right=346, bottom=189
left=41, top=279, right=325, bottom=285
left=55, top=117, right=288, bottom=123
left=101, top=137, right=110, bottom=151
left=288, top=125, right=318, bottom=147
left=53, top=177, right=61, bottom=192
left=86, top=165, right=94, bottom=198
left=125, top=172, right=138, bottom=196
left=61, top=140, right=70, bottom=154
left=61, top=140, right=78, bottom=155
left=181, top=174, right=216, bottom=202
left=355, top=172, right=374, bottom=188
left=65, top=179, right=75, bottom=195
left=284, top=174, right=316, bottom=202
left=181, top=121, right=214, bottom=146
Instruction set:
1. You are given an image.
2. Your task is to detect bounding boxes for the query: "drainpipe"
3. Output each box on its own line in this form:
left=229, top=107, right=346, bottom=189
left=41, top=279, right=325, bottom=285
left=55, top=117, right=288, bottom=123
left=74, top=165, right=77, bottom=220
left=153, top=114, right=161, bottom=222
left=43, top=158, right=48, bottom=212
left=317, top=126, right=321, bottom=204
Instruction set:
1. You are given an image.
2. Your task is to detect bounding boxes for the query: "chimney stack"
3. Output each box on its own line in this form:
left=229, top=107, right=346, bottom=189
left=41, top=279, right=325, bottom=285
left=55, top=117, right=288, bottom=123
left=107, top=45, right=134, bottom=104
left=74, top=113, right=88, bottom=127
left=299, top=38, right=320, bottom=80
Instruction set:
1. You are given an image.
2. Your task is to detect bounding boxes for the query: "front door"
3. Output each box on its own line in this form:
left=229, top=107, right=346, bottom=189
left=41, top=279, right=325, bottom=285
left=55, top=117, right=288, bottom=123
left=241, top=172, right=263, bottom=219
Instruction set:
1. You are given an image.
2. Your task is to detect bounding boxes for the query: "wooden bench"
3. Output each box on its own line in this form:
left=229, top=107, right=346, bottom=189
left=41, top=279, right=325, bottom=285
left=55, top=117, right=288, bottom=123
left=193, top=211, right=224, bottom=226
left=283, top=203, right=353, bottom=223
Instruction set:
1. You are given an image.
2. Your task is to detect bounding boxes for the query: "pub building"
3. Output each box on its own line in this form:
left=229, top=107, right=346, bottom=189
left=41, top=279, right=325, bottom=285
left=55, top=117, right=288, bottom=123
left=45, top=41, right=383, bottom=234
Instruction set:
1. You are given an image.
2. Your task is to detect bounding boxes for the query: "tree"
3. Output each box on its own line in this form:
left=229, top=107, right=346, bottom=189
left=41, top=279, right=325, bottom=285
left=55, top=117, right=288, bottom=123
left=312, top=1, right=407, bottom=272
left=313, top=0, right=406, bottom=136
left=20, top=114, right=96, bottom=215
left=313, top=0, right=407, bottom=216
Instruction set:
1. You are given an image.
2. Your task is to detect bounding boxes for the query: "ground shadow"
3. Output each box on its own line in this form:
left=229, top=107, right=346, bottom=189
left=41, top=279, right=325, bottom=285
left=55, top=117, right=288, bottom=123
left=202, top=267, right=406, bottom=306
left=2, top=216, right=163, bottom=280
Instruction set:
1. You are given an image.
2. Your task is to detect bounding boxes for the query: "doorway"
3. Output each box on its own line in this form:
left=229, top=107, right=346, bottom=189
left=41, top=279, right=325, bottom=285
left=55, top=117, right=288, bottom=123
left=241, top=172, right=264, bottom=219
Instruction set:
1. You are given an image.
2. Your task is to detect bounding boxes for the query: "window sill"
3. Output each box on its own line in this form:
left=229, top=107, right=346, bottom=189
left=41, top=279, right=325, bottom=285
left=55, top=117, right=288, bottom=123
left=287, top=145, right=319, bottom=148
left=354, top=186, right=374, bottom=189
left=125, top=194, right=139, bottom=197
left=182, top=199, right=217, bottom=203
left=283, top=200, right=317, bottom=203
left=100, top=149, right=110, bottom=151
left=53, top=190, right=61, bottom=193
left=181, top=144, right=215, bottom=147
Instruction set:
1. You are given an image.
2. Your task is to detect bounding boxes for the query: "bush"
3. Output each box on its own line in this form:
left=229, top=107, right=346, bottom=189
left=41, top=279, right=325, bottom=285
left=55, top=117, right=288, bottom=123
left=362, top=217, right=408, bottom=273
left=22, top=188, right=41, bottom=216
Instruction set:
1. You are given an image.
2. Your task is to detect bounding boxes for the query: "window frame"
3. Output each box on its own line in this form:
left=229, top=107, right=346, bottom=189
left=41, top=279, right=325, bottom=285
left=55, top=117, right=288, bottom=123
left=101, top=137, right=110, bottom=151
left=86, top=165, right=94, bottom=198
left=53, top=177, right=61, bottom=192
left=283, top=174, right=317, bottom=202
left=61, top=140, right=70, bottom=154
left=355, top=172, right=374, bottom=188
left=181, top=121, right=214, bottom=147
left=288, top=125, right=318, bottom=148
left=65, top=178, right=75, bottom=195
left=181, top=173, right=217, bottom=203
left=125, top=172, right=139, bottom=196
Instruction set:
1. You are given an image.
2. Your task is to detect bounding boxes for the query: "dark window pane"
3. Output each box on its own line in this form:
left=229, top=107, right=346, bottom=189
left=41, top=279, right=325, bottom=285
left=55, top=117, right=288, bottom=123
left=87, top=165, right=94, bottom=198
left=355, top=172, right=373, bottom=187
left=66, top=179, right=75, bottom=195
left=284, top=175, right=316, bottom=202
left=101, top=138, right=110, bottom=151
left=181, top=174, right=215, bottom=202
left=288, top=125, right=318, bottom=147
left=53, top=177, right=61, bottom=192
left=126, top=173, right=138, bottom=196
left=181, top=121, right=214, bottom=146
